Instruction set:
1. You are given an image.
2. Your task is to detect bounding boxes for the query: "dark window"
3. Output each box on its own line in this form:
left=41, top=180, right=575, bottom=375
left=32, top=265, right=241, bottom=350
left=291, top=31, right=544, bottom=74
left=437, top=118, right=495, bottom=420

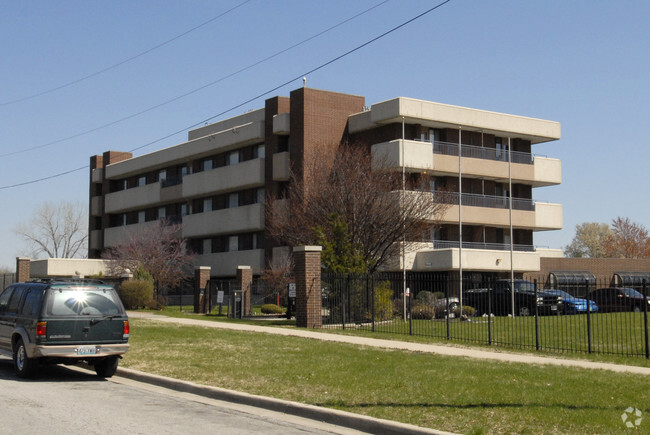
left=21, top=289, right=43, bottom=316
left=7, top=286, right=26, bottom=313
left=0, top=287, right=15, bottom=311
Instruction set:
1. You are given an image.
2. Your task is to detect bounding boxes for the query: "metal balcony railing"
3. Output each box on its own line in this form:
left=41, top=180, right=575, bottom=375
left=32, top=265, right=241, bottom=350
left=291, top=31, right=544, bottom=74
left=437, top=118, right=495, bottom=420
left=427, top=140, right=534, bottom=165
left=438, top=192, right=535, bottom=211
left=432, top=240, right=536, bottom=252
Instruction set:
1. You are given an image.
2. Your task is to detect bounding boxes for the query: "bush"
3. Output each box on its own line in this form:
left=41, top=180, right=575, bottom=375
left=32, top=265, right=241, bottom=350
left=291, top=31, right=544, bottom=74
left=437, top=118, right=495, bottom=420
left=411, top=304, right=435, bottom=320
left=372, top=281, right=394, bottom=321
left=415, top=291, right=435, bottom=306
left=119, top=280, right=153, bottom=309
left=261, top=304, right=284, bottom=314
left=461, top=305, right=476, bottom=317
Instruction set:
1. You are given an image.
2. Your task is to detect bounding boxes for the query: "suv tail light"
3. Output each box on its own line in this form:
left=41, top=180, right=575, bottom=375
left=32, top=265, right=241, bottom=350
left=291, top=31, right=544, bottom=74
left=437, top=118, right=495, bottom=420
left=123, top=321, right=130, bottom=338
left=36, top=322, right=47, bottom=337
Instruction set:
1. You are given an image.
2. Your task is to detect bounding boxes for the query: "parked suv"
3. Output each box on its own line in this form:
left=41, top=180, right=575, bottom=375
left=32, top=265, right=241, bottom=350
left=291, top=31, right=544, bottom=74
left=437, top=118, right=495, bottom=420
left=0, top=280, right=129, bottom=378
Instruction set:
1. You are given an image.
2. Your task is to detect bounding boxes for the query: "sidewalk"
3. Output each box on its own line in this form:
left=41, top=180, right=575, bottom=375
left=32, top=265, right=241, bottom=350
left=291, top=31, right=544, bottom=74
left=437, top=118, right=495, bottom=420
left=128, top=311, right=650, bottom=375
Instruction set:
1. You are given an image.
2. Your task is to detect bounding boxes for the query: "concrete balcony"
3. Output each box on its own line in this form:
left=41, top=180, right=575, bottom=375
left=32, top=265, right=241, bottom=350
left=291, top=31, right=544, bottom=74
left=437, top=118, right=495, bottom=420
left=183, top=158, right=265, bottom=198
left=438, top=200, right=562, bottom=230
left=371, top=139, right=434, bottom=172
left=194, top=249, right=265, bottom=277
left=272, top=113, right=290, bottom=135
left=103, top=221, right=160, bottom=248
left=104, top=182, right=161, bottom=213
left=349, top=97, right=561, bottom=144
left=182, top=204, right=264, bottom=238
left=106, top=120, right=265, bottom=179
left=91, top=168, right=103, bottom=183
left=272, top=152, right=290, bottom=181
left=90, top=196, right=104, bottom=216
left=89, top=230, right=103, bottom=251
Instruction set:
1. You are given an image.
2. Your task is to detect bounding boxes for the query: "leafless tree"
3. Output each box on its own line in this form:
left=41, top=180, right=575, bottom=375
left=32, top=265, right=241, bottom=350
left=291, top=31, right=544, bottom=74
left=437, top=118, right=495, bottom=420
left=13, top=201, right=87, bottom=258
left=102, top=219, right=194, bottom=297
left=605, top=217, right=649, bottom=258
left=259, top=251, right=294, bottom=302
left=266, top=143, right=450, bottom=273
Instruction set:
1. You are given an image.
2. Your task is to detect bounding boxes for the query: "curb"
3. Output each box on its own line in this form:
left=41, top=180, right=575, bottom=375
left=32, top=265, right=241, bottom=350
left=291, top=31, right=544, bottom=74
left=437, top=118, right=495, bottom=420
left=115, top=367, right=455, bottom=435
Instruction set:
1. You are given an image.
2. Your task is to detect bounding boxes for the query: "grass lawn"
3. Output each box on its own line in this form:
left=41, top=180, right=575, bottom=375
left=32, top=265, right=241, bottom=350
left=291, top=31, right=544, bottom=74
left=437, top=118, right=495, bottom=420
left=122, top=317, right=649, bottom=434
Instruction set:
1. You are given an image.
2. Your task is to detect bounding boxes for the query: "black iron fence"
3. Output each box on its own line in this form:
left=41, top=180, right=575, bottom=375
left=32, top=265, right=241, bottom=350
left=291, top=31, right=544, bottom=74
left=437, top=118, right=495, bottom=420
left=1, top=273, right=16, bottom=290
left=321, top=272, right=650, bottom=359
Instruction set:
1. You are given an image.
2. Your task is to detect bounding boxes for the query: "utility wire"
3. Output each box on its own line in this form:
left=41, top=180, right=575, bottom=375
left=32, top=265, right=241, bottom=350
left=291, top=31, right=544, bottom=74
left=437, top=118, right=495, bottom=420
left=0, top=0, right=252, bottom=107
left=0, top=0, right=453, bottom=190
left=0, top=0, right=389, bottom=158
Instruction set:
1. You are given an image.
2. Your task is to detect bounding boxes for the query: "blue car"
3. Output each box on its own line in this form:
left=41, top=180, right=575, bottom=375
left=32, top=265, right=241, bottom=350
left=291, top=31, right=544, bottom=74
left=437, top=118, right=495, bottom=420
left=545, top=290, right=598, bottom=314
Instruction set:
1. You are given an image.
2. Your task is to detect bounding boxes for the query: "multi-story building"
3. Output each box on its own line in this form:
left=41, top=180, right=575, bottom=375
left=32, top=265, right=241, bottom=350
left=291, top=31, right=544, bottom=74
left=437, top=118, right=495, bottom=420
left=89, top=87, right=562, bottom=281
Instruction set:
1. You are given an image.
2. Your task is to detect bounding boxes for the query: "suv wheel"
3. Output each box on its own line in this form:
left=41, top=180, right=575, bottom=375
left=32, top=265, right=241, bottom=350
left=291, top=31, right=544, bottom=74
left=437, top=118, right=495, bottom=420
left=518, top=306, right=531, bottom=317
left=94, top=356, right=119, bottom=378
left=14, top=339, right=37, bottom=378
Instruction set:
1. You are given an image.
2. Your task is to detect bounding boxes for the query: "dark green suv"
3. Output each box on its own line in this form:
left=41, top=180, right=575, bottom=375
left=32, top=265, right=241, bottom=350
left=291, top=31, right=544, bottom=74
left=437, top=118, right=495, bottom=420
left=0, top=280, right=129, bottom=378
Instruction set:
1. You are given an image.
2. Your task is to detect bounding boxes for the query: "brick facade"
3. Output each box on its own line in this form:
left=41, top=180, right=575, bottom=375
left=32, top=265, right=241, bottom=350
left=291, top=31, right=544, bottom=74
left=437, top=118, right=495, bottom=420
left=293, top=246, right=322, bottom=328
left=194, top=266, right=211, bottom=313
left=236, top=265, right=253, bottom=316
left=16, top=257, right=30, bottom=283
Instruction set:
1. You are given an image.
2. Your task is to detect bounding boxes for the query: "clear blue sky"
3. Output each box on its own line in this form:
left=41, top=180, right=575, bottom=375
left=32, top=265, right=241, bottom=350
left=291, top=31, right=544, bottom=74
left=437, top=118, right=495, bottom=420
left=1, top=0, right=648, bottom=269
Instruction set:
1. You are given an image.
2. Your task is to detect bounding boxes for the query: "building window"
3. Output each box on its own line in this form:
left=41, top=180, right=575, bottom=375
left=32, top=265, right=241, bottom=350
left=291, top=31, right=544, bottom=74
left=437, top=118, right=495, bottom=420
left=138, top=211, right=145, bottom=223
left=228, top=193, right=239, bottom=208
left=228, top=151, right=239, bottom=166
left=257, top=188, right=265, bottom=204
left=228, top=235, right=238, bottom=252
left=202, top=159, right=213, bottom=171
left=204, top=198, right=213, bottom=212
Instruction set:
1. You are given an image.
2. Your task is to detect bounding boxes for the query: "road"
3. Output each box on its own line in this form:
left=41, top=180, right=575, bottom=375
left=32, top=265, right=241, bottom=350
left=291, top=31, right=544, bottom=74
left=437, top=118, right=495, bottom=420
left=0, top=358, right=365, bottom=435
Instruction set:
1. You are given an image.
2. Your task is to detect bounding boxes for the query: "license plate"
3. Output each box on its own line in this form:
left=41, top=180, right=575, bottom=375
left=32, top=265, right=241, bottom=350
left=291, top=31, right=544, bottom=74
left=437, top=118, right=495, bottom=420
left=551, top=306, right=557, bottom=311
left=77, top=346, right=97, bottom=355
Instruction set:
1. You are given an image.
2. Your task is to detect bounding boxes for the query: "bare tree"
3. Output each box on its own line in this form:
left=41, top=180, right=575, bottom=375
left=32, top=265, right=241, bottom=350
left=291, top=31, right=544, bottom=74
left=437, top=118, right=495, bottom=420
left=605, top=217, right=649, bottom=258
left=564, top=222, right=612, bottom=258
left=266, top=143, right=449, bottom=273
left=103, top=219, right=194, bottom=297
left=259, top=252, right=294, bottom=302
left=14, top=201, right=87, bottom=258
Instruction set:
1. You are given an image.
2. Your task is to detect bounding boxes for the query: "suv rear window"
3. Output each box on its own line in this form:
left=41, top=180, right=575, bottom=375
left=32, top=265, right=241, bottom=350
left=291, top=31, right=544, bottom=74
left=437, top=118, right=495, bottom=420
left=45, top=289, right=123, bottom=316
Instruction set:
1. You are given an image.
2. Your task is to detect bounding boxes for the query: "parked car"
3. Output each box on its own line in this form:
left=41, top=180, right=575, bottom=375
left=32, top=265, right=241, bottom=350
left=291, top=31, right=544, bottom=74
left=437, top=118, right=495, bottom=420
left=433, top=297, right=460, bottom=319
left=462, top=279, right=561, bottom=317
left=0, top=280, right=129, bottom=378
left=589, top=287, right=650, bottom=313
left=543, top=289, right=598, bottom=314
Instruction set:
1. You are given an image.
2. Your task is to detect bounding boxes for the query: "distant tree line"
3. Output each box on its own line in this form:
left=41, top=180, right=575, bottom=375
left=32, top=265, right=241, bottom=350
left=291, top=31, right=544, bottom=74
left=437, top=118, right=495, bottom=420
left=564, top=217, right=649, bottom=258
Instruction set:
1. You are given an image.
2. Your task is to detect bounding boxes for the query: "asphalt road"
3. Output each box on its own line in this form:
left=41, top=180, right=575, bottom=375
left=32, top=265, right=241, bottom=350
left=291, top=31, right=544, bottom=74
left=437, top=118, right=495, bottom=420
left=0, top=358, right=366, bottom=435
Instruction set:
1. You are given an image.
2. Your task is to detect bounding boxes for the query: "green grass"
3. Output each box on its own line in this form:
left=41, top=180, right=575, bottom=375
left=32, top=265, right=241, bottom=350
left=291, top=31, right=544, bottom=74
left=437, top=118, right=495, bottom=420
left=148, top=307, right=650, bottom=367
left=122, top=318, right=650, bottom=434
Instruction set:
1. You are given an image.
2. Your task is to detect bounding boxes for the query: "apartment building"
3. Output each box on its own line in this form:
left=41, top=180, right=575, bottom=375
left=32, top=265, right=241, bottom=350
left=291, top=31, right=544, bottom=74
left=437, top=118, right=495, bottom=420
left=88, top=87, right=562, bottom=280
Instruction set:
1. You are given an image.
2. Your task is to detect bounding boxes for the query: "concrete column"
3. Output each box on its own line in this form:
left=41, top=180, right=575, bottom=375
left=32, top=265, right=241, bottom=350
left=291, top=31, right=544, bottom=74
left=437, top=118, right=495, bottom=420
left=16, top=257, right=30, bottom=283
left=236, top=266, right=253, bottom=316
left=293, top=246, right=322, bottom=328
left=194, top=266, right=211, bottom=314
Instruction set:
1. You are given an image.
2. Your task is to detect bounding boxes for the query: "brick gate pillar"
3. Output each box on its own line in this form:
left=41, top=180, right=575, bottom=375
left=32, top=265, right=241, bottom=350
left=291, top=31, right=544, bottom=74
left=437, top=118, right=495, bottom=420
left=16, top=257, right=30, bottom=283
left=194, top=266, right=211, bottom=314
left=236, top=266, right=252, bottom=316
left=293, top=246, right=322, bottom=328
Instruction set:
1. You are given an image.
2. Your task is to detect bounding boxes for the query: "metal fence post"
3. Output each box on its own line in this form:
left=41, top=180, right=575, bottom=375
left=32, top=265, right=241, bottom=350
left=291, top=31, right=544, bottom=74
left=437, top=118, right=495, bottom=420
left=643, top=279, right=649, bottom=359
left=586, top=280, right=592, bottom=354
left=487, top=275, right=492, bottom=346
left=534, top=279, right=540, bottom=351
left=445, top=275, right=451, bottom=340
left=370, top=275, right=376, bottom=332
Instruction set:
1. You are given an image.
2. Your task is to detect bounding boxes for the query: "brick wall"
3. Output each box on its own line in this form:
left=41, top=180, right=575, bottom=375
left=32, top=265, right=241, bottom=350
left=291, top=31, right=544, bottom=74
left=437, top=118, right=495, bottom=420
left=293, top=246, right=322, bottom=328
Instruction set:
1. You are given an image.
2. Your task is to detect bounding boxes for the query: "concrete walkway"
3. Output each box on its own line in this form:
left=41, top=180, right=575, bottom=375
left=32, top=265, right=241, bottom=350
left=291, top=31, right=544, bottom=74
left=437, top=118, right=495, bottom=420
left=128, top=311, right=650, bottom=375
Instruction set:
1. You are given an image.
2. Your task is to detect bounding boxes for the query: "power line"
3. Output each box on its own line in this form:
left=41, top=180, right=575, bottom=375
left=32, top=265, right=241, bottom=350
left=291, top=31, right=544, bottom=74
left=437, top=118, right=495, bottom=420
left=0, top=0, right=389, bottom=158
left=0, top=0, right=453, bottom=190
left=0, top=0, right=252, bottom=107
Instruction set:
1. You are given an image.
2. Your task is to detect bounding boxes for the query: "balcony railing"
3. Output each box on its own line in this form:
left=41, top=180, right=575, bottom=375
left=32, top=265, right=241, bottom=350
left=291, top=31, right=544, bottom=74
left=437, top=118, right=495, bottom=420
left=437, top=192, right=535, bottom=211
left=432, top=240, right=536, bottom=252
left=428, top=140, right=534, bottom=165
